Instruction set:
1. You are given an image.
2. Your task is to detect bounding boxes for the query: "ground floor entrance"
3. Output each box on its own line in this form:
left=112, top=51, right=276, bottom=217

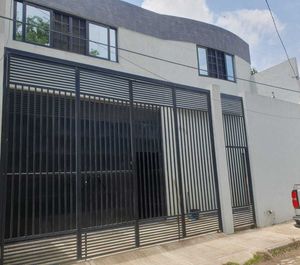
left=0, top=50, right=225, bottom=264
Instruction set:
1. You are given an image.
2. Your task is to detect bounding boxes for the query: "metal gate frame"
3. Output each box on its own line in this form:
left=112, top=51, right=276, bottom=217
left=221, top=94, right=256, bottom=230
left=0, top=48, right=222, bottom=264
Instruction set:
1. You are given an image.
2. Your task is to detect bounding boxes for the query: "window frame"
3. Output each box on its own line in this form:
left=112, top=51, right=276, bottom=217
left=13, top=0, right=118, bottom=63
left=196, top=46, right=209, bottom=76
left=224, top=53, right=236, bottom=82
left=87, top=21, right=118, bottom=62
left=14, top=0, right=52, bottom=47
left=197, top=45, right=236, bottom=83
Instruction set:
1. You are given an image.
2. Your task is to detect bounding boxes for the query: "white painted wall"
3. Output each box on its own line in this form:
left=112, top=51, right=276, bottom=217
left=0, top=0, right=253, bottom=99
left=1, top=0, right=299, bottom=232
left=253, top=58, right=300, bottom=103
left=0, top=0, right=13, bottom=146
left=245, top=93, right=300, bottom=227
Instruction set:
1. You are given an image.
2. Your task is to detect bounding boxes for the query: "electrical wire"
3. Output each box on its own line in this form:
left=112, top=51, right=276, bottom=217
left=265, top=0, right=299, bottom=79
left=0, top=14, right=299, bottom=94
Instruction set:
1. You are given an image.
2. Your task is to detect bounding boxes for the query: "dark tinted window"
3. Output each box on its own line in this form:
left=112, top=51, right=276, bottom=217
left=197, top=46, right=235, bottom=81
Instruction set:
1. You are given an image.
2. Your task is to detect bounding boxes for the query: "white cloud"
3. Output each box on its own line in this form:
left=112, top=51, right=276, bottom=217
left=216, top=9, right=284, bottom=48
left=141, top=0, right=213, bottom=23
left=140, top=0, right=286, bottom=70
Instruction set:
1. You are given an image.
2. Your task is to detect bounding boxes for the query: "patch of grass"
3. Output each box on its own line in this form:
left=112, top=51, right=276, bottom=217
left=270, top=240, right=300, bottom=257
left=224, top=241, right=300, bottom=265
left=243, top=252, right=272, bottom=265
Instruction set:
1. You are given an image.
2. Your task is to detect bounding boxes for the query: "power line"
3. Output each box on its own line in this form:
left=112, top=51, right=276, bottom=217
left=265, top=0, right=299, bottom=80
left=0, top=14, right=299, bottom=94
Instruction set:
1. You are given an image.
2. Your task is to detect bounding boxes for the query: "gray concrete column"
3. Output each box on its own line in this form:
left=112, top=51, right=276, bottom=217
left=210, top=84, right=234, bottom=234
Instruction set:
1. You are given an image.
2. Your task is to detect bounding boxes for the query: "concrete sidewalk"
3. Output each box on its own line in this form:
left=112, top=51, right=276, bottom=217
left=77, top=222, right=300, bottom=265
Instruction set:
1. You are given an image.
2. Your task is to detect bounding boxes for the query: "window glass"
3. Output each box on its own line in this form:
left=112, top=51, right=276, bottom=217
left=207, top=48, right=217, bottom=78
left=110, top=28, right=117, bottom=62
left=53, top=12, right=70, bottom=51
left=225, top=54, right=235, bottom=81
left=72, top=17, right=86, bottom=55
left=15, top=1, right=23, bottom=41
left=89, top=23, right=108, bottom=59
left=25, top=5, right=50, bottom=46
left=216, top=50, right=226, bottom=80
left=197, top=47, right=208, bottom=76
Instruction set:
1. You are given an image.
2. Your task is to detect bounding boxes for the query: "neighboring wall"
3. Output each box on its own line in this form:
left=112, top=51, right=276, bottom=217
left=253, top=58, right=300, bottom=103
left=245, top=93, right=300, bottom=227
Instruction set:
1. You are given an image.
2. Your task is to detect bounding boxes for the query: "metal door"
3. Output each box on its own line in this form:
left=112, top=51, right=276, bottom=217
left=221, top=95, right=255, bottom=229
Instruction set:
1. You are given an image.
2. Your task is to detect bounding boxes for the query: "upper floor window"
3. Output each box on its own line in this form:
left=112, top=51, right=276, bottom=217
left=53, top=12, right=86, bottom=54
left=14, top=1, right=117, bottom=62
left=88, top=23, right=117, bottom=61
left=197, top=46, right=235, bottom=82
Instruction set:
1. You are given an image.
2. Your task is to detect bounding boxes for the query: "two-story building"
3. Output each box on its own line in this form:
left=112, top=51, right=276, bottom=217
left=0, top=0, right=299, bottom=264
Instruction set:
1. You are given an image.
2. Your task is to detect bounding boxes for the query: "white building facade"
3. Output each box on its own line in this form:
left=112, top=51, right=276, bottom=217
left=0, top=0, right=299, bottom=264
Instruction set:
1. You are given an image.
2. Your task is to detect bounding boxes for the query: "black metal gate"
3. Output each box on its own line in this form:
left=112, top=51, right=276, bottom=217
left=221, top=95, right=255, bottom=230
left=0, top=50, right=221, bottom=265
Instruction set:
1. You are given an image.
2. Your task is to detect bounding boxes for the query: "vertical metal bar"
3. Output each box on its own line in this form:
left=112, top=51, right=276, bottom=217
left=162, top=107, right=172, bottom=216
left=116, top=100, right=121, bottom=223
left=178, top=108, right=188, bottom=214
left=129, top=81, right=140, bottom=247
left=32, top=88, right=37, bottom=235
left=113, top=98, right=118, bottom=224
left=88, top=95, right=92, bottom=227
left=52, top=90, right=56, bottom=232
left=153, top=106, right=161, bottom=216
left=69, top=94, right=74, bottom=229
left=83, top=96, right=87, bottom=225
left=195, top=110, right=205, bottom=211
left=58, top=91, right=62, bottom=231
left=93, top=97, right=98, bottom=226
left=172, top=89, right=186, bottom=238
left=9, top=85, right=17, bottom=238
left=120, top=100, right=126, bottom=222
left=17, top=85, right=24, bottom=237
left=103, top=97, right=108, bottom=225
left=124, top=101, right=131, bottom=221
left=241, top=99, right=256, bottom=226
left=0, top=52, right=10, bottom=265
left=207, top=92, right=223, bottom=231
left=63, top=94, right=67, bottom=231
left=39, top=89, right=43, bottom=234
left=139, top=105, right=147, bottom=219
left=117, top=100, right=123, bottom=223
left=75, top=68, right=82, bottom=260
left=145, top=105, right=153, bottom=218
left=98, top=98, right=103, bottom=226
left=25, top=87, right=30, bottom=236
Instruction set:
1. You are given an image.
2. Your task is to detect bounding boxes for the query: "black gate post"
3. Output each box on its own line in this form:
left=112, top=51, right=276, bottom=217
left=75, top=67, right=83, bottom=260
left=0, top=51, right=10, bottom=265
left=172, top=89, right=186, bottom=238
left=129, top=81, right=140, bottom=248
left=207, top=92, right=223, bottom=232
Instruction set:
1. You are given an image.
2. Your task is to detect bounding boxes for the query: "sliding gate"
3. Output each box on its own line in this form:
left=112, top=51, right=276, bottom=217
left=0, top=50, right=221, bottom=265
left=221, top=95, right=255, bottom=229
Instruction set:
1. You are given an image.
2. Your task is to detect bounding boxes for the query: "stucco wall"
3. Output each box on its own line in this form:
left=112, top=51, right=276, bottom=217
left=253, top=59, right=300, bottom=104
left=0, top=0, right=12, bottom=146
left=2, top=28, right=253, bottom=97
left=0, top=0, right=253, bottom=98
left=245, top=93, right=300, bottom=227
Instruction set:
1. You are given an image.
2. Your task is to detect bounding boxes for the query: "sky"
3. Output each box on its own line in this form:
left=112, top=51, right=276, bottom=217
left=122, top=0, right=300, bottom=73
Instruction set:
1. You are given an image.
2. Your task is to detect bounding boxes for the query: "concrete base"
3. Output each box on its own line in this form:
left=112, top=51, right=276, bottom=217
left=76, top=221, right=300, bottom=265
